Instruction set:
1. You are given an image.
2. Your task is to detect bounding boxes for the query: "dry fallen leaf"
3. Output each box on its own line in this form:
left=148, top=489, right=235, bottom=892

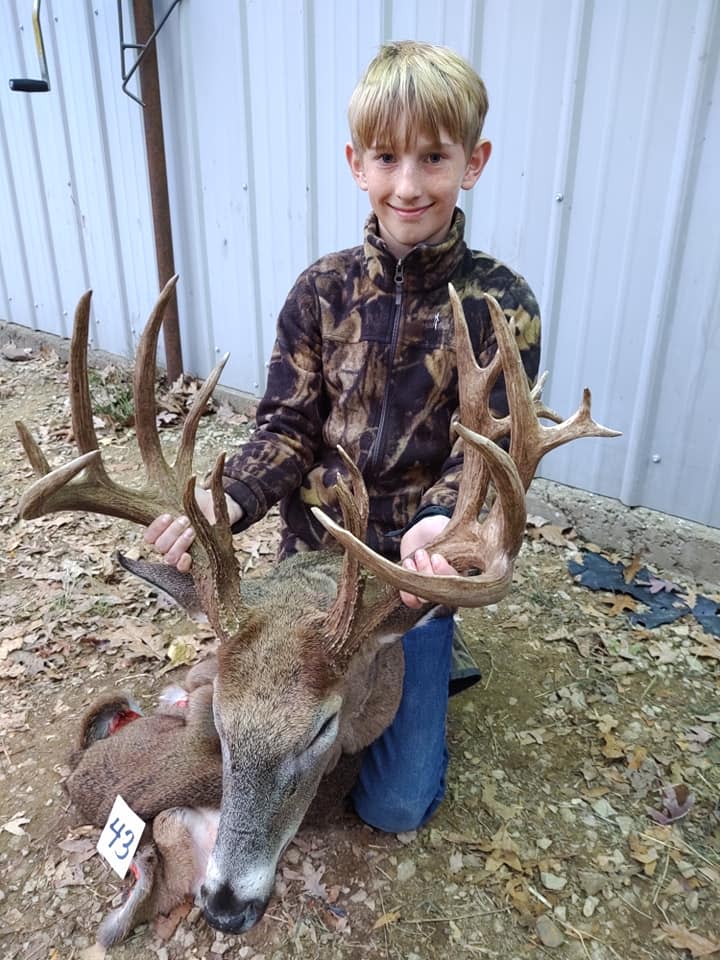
left=602, top=731, right=627, bottom=759
left=661, top=923, right=720, bottom=957
left=647, top=784, right=696, bottom=824
left=372, top=910, right=401, bottom=929
left=691, top=637, right=720, bottom=660
left=623, top=553, right=644, bottom=583
left=603, top=594, right=641, bottom=616
left=639, top=575, right=681, bottom=594
left=2, top=814, right=30, bottom=836
left=302, top=859, right=328, bottom=899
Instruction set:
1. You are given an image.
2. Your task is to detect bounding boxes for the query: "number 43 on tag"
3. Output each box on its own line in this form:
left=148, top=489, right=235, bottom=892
left=97, top=795, right=146, bottom=877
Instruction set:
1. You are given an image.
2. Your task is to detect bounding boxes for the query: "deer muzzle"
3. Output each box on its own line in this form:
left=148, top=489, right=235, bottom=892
left=199, top=819, right=284, bottom=933
left=201, top=883, right=268, bottom=933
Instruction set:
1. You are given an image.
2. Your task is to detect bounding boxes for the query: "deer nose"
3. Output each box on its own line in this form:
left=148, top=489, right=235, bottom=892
left=201, top=883, right=267, bottom=933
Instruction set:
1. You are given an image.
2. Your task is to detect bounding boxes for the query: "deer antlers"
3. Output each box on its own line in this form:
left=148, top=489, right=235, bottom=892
left=16, top=278, right=620, bottom=648
left=311, top=285, right=621, bottom=608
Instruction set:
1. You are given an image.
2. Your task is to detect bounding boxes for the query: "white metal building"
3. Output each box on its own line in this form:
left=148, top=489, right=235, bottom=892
left=1, top=0, right=718, bottom=528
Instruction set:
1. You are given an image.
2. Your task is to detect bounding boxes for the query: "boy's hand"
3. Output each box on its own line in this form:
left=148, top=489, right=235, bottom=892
left=144, top=486, right=244, bottom=573
left=399, top=515, right=456, bottom=609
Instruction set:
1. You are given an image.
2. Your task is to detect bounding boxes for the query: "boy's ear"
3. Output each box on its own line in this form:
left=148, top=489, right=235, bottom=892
left=346, top=143, right=369, bottom=191
left=461, top=139, right=492, bottom=190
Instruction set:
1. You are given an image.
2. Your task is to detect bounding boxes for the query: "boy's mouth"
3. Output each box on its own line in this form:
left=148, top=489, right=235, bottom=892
left=389, top=204, right=432, bottom=219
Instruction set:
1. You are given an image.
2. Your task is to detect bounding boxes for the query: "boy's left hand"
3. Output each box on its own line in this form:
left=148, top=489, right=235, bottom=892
left=399, top=515, right=456, bottom=609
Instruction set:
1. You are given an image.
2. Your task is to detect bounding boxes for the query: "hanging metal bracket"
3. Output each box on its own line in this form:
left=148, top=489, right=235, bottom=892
left=9, top=0, right=51, bottom=92
left=118, top=0, right=181, bottom=106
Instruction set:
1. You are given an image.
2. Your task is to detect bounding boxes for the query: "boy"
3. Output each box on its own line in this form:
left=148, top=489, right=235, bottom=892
left=146, top=40, right=541, bottom=832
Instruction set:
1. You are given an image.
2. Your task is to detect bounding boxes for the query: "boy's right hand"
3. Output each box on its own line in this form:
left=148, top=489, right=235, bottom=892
left=144, top=486, right=244, bottom=572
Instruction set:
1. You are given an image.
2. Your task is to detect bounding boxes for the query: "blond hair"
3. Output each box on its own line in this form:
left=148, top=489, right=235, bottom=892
left=348, top=40, right=489, bottom=158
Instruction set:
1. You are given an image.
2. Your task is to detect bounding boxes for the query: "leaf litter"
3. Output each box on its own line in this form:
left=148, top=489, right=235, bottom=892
left=1, top=348, right=719, bottom=959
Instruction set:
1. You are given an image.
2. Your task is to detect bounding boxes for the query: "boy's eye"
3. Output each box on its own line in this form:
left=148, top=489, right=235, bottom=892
left=377, top=153, right=395, bottom=164
left=425, top=153, right=444, bottom=164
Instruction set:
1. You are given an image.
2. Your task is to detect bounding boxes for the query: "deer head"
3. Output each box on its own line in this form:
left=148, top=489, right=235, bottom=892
left=16, top=277, right=620, bottom=935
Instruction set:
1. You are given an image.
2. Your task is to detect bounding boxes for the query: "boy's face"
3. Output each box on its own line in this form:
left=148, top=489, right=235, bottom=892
left=346, top=128, right=490, bottom=261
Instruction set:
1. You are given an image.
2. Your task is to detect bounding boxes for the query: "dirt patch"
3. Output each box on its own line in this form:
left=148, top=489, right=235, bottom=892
left=1, top=348, right=719, bottom=960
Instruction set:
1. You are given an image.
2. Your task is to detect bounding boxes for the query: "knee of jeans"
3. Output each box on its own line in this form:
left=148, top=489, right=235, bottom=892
left=354, top=788, right=443, bottom=834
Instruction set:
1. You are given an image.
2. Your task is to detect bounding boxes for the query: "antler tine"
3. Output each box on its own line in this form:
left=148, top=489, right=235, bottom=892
left=68, top=290, right=111, bottom=483
left=133, top=275, right=180, bottom=488
left=17, top=450, right=102, bottom=520
left=536, top=386, right=622, bottom=457
left=174, top=352, right=230, bottom=486
left=530, top=372, right=564, bottom=425
left=474, top=296, right=621, bottom=483
left=323, top=446, right=369, bottom=656
left=15, top=419, right=51, bottom=477
left=428, top=291, right=619, bottom=579
left=182, top=453, right=246, bottom=638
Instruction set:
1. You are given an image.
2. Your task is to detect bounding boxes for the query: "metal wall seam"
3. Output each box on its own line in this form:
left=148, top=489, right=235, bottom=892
left=595, top=2, right=669, bottom=493
left=238, top=0, right=267, bottom=392
left=535, top=0, right=589, bottom=394
left=5, top=3, right=58, bottom=335
left=46, top=0, right=92, bottom=332
left=82, top=2, right=132, bottom=357
left=0, top=79, right=32, bottom=328
left=177, top=1, right=218, bottom=377
left=303, top=0, right=320, bottom=269
left=564, top=4, right=629, bottom=479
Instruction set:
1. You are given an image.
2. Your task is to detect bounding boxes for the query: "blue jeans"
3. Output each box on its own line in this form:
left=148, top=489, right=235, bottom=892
left=351, top=614, right=453, bottom=833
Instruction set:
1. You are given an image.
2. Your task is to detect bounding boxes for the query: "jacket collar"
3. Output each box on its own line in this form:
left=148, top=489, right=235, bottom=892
left=363, top=207, right=467, bottom=293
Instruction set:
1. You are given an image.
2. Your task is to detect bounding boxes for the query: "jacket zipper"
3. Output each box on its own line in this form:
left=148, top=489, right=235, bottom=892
left=368, top=259, right=404, bottom=475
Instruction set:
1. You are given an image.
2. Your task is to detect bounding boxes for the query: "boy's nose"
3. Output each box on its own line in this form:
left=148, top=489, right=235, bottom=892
left=394, top=161, right=422, bottom=202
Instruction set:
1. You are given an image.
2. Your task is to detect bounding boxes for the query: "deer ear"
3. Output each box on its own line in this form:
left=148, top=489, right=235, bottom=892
left=116, top=552, right=206, bottom=621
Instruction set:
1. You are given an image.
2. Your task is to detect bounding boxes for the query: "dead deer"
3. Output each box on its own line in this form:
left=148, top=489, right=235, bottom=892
left=16, top=276, right=619, bottom=941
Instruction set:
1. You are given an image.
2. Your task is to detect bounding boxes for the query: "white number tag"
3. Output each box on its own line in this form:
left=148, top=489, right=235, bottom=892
left=96, top=795, right=146, bottom=878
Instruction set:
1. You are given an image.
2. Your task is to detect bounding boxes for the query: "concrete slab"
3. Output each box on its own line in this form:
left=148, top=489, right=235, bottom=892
left=528, top=478, right=720, bottom=590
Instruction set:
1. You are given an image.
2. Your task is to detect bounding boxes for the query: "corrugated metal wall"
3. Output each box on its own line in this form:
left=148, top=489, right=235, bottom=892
left=1, top=0, right=718, bottom=528
left=0, top=0, right=158, bottom=357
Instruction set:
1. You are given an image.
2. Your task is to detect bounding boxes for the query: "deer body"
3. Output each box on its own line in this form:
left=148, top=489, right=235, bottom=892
left=67, top=550, right=407, bottom=939
left=17, top=278, right=619, bottom=942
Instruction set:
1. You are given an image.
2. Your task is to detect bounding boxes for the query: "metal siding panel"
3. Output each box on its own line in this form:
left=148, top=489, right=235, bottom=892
left=154, top=1, right=220, bottom=380
left=0, top=57, right=35, bottom=326
left=1, top=1, right=158, bottom=355
left=311, top=0, right=386, bottom=257
left=2, top=0, right=719, bottom=527
left=453, top=0, right=583, bottom=309
left=536, top=0, right=720, bottom=529
left=159, top=0, right=260, bottom=386
left=245, top=0, right=311, bottom=380
left=51, top=2, right=126, bottom=355
left=91, top=1, right=158, bottom=354
left=2, top=0, right=64, bottom=335
left=631, top=0, right=720, bottom=525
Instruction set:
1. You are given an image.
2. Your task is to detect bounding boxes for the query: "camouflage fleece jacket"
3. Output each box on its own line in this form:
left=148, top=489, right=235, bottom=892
left=223, top=208, right=541, bottom=561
